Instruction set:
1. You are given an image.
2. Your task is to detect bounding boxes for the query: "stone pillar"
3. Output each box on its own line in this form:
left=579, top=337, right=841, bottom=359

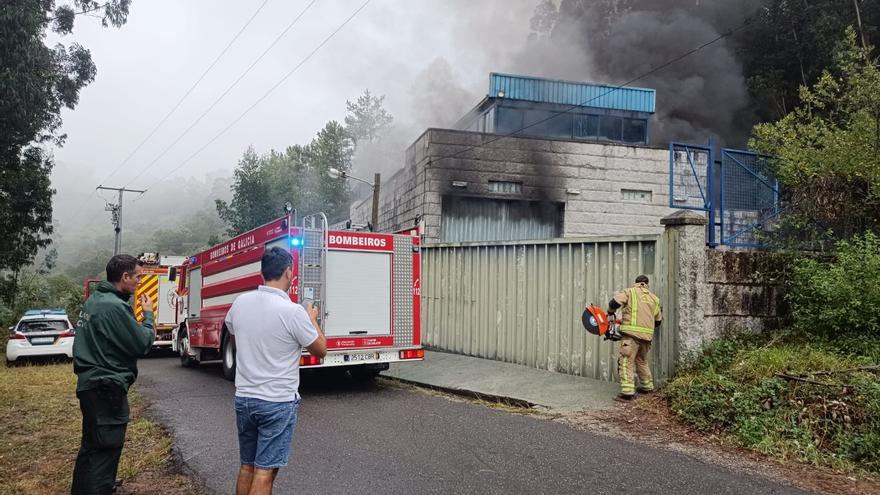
left=660, top=210, right=709, bottom=359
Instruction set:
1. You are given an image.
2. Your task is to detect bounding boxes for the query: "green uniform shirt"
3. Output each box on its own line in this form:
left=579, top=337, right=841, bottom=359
left=73, top=281, right=155, bottom=393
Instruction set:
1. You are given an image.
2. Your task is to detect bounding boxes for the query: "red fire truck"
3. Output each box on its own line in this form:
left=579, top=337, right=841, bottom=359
left=84, top=253, right=186, bottom=348
left=170, top=214, right=423, bottom=380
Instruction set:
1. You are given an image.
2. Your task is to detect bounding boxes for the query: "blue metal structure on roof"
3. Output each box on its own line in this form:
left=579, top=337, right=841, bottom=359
left=489, top=73, right=656, bottom=114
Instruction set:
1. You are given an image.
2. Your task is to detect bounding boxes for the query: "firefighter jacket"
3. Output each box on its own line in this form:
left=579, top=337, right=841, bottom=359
left=612, top=282, right=662, bottom=342
left=74, top=281, right=155, bottom=394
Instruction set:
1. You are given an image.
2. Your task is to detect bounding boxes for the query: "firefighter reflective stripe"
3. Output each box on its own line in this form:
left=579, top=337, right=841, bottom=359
left=652, top=294, right=661, bottom=319
left=620, top=356, right=635, bottom=394
left=620, top=325, right=653, bottom=337
left=622, top=287, right=654, bottom=336
left=134, top=274, right=159, bottom=322
left=629, top=288, right=639, bottom=324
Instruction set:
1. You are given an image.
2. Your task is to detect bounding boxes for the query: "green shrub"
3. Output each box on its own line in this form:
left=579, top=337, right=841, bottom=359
left=667, top=333, right=880, bottom=474
left=786, top=233, right=880, bottom=338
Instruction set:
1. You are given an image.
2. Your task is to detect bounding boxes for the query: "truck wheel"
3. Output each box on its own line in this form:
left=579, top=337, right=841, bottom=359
left=221, top=331, right=236, bottom=381
left=178, top=327, right=198, bottom=368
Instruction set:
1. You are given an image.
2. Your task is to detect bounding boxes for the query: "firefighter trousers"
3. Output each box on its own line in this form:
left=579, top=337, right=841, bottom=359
left=71, top=385, right=130, bottom=495
left=618, top=335, right=653, bottom=396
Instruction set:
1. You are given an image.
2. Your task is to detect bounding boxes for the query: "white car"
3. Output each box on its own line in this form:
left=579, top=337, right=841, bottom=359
left=6, top=310, right=75, bottom=363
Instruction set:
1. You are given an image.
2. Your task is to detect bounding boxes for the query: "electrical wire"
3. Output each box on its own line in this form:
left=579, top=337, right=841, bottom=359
left=135, top=0, right=372, bottom=199
left=431, top=17, right=757, bottom=165
left=122, top=0, right=320, bottom=188
left=96, top=0, right=272, bottom=187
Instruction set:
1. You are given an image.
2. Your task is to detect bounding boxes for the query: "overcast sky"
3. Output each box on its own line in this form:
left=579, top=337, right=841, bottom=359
left=50, top=0, right=539, bottom=192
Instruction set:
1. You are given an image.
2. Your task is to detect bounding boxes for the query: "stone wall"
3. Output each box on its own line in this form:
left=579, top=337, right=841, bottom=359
left=704, top=249, right=786, bottom=338
left=662, top=210, right=786, bottom=357
left=351, top=128, right=679, bottom=242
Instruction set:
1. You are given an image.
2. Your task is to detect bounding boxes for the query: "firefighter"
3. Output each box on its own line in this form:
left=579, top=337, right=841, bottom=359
left=72, top=255, right=155, bottom=494
left=607, top=274, right=662, bottom=401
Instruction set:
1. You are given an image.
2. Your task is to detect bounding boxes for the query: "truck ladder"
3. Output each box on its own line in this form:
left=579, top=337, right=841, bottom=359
left=301, top=213, right=329, bottom=325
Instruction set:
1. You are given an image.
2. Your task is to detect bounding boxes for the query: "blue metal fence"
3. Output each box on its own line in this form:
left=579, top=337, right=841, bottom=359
left=668, top=142, right=781, bottom=248
left=719, top=149, right=781, bottom=248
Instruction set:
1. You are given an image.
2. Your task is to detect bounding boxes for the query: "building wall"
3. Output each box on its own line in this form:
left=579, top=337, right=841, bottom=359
left=351, top=128, right=679, bottom=243
left=704, top=249, right=785, bottom=339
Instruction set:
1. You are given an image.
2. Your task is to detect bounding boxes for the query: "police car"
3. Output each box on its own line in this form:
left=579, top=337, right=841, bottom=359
left=5, top=310, right=75, bottom=363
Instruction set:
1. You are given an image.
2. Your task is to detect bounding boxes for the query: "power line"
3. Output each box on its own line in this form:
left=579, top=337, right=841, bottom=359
left=432, top=17, right=757, bottom=165
left=96, top=0, right=272, bottom=187
left=122, top=0, right=320, bottom=188
left=136, top=0, right=372, bottom=198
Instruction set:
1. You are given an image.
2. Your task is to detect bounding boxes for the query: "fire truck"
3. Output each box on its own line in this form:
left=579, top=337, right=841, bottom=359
left=169, top=214, right=423, bottom=380
left=84, top=253, right=186, bottom=348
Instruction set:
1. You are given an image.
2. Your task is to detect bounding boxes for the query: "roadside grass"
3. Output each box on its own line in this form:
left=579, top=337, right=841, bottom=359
left=666, top=332, right=880, bottom=475
left=0, top=353, right=197, bottom=495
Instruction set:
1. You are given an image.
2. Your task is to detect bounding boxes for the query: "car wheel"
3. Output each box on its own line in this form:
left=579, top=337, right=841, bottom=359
left=178, top=327, right=198, bottom=368
left=221, top=331, right=236, bottom=381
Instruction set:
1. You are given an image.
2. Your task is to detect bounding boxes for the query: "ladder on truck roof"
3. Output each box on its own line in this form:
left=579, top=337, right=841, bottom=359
left=301, top=213, right=328, bottom=326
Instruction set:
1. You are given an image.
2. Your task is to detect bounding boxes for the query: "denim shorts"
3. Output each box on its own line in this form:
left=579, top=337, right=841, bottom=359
left=234, top=396, right=300, bottom=469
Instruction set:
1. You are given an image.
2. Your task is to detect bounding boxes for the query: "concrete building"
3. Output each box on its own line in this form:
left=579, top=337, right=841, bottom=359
left=351, top=74, right=677, bottom=243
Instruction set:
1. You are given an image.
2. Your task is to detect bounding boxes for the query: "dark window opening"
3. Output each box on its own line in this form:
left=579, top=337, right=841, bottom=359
left=623, top=118, right=647, bottom=144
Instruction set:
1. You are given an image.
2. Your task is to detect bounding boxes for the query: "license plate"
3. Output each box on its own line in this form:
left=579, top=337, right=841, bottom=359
left=344, top=352, right=378, bottom=362
left=30, top=337, right=55, bottom=345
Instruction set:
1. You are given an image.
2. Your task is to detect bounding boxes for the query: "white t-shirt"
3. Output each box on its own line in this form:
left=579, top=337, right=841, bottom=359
left=225, top=286, right=318, bottom=402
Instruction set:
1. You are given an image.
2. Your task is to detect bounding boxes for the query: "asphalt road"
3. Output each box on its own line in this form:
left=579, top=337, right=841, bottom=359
left=137, top=356, right=812, bottom=495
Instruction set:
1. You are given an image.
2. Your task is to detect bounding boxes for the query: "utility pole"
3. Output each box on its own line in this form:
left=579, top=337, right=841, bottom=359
left=371, top=172, right=381, bottom=232
left=96, top=186, right=146, bottom=255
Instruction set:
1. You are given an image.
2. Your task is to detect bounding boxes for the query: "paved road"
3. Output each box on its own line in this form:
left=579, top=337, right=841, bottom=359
left=137, top=356, right=811, bottom=495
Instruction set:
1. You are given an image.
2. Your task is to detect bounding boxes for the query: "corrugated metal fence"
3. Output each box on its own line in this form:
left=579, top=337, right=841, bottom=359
left=422, top=235, right=678, bottom=384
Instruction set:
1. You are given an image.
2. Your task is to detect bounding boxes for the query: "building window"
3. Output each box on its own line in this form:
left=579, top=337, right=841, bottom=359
left=489, top=180, right=523, bottom=194
left=599, top=115, right=623, bottom=141
left=495, top=106, right=523, bottom=134
left=573, top=114, right=598, bottom=139
left=621, top=189, right=653, bottom=202
left=622, top=118, right=647, bottom=144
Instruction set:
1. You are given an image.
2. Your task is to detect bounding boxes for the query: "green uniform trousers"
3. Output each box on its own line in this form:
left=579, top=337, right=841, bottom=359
left=71, top=383, right=129, bottom=495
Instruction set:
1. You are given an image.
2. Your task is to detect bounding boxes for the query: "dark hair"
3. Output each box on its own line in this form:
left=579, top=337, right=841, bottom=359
left=635, top=274, right=650, bottom=285
left=261, top=246, right=292, bottom=281
left=106, top=255, right=141, bottom=283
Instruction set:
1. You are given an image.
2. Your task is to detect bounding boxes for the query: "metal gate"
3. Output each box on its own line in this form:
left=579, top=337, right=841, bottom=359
left=669, top=142, right=780, bottom=248
left=421, top=236, right=679, bottom=384
left=719, top=149, right=781, bottom=248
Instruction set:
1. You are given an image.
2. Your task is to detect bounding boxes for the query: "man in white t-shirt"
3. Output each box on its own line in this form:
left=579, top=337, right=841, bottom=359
left=224, top=246, right=327, bottom=495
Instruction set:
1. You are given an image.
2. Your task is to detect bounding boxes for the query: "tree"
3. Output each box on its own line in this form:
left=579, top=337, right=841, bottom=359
left=751, top=28, right=880, bottom=250
left=216, top=122, right=354, bottom=236
left=0, top=1, right=132, bottom=302
left=215, top=147, right=277, bottom=236
left=344, top=89, right=393, bottom=146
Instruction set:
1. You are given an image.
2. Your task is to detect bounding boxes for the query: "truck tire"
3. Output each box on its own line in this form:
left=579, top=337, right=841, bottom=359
left=177, top=327, right=199, bottom=368
left=221, top=331, right=236, bottom=381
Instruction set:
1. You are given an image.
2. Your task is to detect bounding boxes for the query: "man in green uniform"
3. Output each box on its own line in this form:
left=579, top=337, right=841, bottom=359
left=608, top=274, right=662, bottom=401
left=71, top=254, right=155, bottom=494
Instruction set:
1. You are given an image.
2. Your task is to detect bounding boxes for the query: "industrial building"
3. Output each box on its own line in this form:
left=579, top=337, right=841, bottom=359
left=351, top=73, right=676, bottom=243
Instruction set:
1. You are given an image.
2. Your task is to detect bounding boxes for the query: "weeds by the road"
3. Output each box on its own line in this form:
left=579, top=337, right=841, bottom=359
left=0, top=354, right=199, bottom=495
left=666, top=332, right=880, bottom=475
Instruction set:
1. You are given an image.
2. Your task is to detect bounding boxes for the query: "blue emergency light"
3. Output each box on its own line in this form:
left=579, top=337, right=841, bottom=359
left=24, top=309, right=66, bottom=316
left=290, top=237, right=303, bottom=247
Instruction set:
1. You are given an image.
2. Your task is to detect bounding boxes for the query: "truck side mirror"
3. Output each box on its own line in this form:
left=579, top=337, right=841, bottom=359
left=169, top=267, right=177, bottom=282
